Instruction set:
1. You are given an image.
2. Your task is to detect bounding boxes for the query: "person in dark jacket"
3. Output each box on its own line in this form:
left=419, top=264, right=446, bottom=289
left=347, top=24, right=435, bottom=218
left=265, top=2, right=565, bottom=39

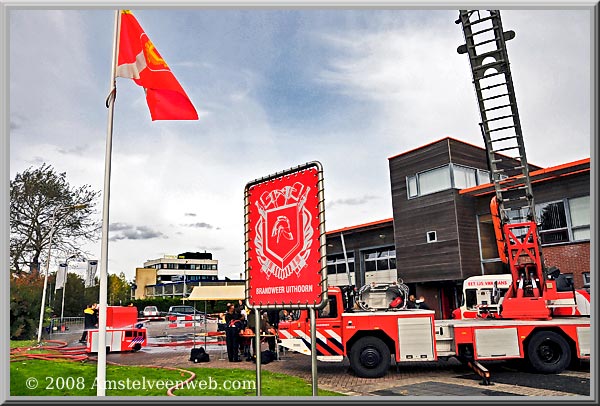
left=406, top=295, right=418, bottom=309
left=260, top=312, right=277, bottom=352
left=225, top=304, right=242, bottom=361
left=417, top=296, right=431, bottom=310
left=79, top=304, right=95, bottom=343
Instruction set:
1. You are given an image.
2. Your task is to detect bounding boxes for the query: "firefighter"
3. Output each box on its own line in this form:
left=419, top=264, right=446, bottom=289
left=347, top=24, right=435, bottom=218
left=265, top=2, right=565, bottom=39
left=79, top=304, right=95, bottom=343
left=417, top=296, right=431, bottom=310
left=225, top=304, right=242, bottom=362
left=406, top=295, right=418, bottom=309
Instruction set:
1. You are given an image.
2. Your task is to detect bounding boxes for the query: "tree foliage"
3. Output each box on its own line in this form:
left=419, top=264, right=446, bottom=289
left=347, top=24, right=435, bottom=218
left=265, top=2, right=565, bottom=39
left=108, top=272, right=133, bottom=306
left=10, top=163, right=100, bottom=274
left=10, top=272, right=46, bottom=340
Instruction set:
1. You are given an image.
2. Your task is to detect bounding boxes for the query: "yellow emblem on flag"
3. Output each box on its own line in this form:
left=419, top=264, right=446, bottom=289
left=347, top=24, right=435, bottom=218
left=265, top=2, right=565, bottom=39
left=143, top=38, right=169, bottom=70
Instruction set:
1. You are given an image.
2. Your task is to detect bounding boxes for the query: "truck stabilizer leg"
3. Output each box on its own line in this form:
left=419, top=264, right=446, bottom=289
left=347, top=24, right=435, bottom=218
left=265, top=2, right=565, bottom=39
left=467, top=360, right=493, bottom=386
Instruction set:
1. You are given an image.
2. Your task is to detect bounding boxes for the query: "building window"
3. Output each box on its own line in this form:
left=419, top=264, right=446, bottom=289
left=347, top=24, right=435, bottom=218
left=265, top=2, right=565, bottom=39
left=326, top=253, right=354, bottom=275
left=477, top=169, right=491, bottom=184
left=408, top=164, right=494, bottom=198
left=363, top=248, right=396, bottom=272
left=537, top=201, right=569, bottom=244
left=536, top=196, right=590, bottom=245
left=454, top=165, right=478, bottom=189
left=569, top=196, right=590, bottom=241
left=407, top=176, right=418, bottom=198
left=427, top=231, right=437, bottom=243
left=419, top=166, right=452, bottom=196
left=562, top=273, right=574, bottom=286
left=582, top=272, right=590, bottom=287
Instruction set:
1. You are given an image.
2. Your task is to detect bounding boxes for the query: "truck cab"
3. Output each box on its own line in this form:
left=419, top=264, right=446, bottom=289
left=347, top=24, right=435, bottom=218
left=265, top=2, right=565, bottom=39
left=452, top=274, right=591, bottom=319
left=278, top=285, right=437, bottom=377
left=452, top=274, right=512, bottom=319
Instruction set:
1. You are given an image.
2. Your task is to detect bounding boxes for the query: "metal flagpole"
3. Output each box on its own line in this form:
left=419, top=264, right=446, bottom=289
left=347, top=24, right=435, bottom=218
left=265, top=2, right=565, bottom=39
left=36, top=208, right=59, bottom=343
left=97, top=9, right=121, bottom=397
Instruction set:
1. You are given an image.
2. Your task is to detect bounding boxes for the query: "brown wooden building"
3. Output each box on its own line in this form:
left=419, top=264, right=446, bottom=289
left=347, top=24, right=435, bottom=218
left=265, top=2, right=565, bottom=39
left=324, top=137, right=590, bottom=320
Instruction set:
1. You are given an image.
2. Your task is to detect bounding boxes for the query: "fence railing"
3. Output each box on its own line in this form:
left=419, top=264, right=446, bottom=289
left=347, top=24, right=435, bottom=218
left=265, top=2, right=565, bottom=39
left=48, top=316, right=84, bottom=334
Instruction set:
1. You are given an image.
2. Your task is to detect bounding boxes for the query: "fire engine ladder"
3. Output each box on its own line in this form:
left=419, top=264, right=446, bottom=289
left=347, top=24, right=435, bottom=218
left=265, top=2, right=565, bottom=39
left=456, top=10, right=547, bottom=299
left=456, top=10, right=535, bottom=224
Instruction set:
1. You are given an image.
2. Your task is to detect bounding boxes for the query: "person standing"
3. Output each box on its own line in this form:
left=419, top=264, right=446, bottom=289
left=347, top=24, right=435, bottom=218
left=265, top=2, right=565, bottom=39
left=260, top=312, right=277, bottom=353
left=91, top=303, right=99, bottom=327
left=417, top=296, right=431, bottom=310
left=225, top=304, right=242, bottom=362
left=79, top=304, right=95, bottom=343
left=406, top=295, right=418, bottom=309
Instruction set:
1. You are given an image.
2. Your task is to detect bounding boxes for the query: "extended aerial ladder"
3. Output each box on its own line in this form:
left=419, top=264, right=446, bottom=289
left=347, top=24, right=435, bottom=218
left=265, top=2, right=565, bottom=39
left=456, top=10, right=572, bottom=319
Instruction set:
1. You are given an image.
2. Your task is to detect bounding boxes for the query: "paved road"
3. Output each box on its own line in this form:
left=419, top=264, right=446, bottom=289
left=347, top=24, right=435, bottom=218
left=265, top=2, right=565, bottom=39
left=53, top=321, right=591, bottom=398
left=111, top=320, right=591, bottom=398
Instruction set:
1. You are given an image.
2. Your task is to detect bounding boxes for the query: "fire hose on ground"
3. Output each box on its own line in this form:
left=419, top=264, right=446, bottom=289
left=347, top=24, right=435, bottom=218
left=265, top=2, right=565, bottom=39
left=10, top=339, right=196, bottom=396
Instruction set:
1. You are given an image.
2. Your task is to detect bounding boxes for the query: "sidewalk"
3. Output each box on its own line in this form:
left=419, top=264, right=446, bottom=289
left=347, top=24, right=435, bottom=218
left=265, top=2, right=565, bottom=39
left=106, top=344, right=590, bottom=397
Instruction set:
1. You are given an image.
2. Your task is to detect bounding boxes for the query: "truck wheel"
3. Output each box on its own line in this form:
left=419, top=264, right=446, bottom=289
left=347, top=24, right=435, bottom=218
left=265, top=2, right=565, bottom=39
left=526, top=331, right=571, bottom=374
left=349, top=337, right=390, bottom=378
left=132, top=343, right=142, bottom=352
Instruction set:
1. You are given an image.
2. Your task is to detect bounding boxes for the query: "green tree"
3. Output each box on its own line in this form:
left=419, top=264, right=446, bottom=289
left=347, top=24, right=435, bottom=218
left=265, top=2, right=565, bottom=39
left=51, top=272, right=93, bottom=318
left=10, top=272, right=47, bottom=339
left=10, top=164, right=100, bottom=274
left=108, top=272, right=132, bottom=306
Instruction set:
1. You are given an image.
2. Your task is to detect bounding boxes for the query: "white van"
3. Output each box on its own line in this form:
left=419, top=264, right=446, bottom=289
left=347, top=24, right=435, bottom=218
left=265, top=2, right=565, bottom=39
left=452, top=274, right=512, bottom=319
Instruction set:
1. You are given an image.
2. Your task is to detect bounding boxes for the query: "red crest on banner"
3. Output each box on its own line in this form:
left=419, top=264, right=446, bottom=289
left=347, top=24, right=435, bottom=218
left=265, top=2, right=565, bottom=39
left=245, top=162, right=326, bottom=308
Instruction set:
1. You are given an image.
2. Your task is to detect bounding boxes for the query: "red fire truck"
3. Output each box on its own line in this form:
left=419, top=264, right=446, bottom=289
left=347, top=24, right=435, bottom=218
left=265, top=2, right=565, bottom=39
left=279, top=10, right=591, bottom=380
left=277, top=284, right=590, bottom=379
left=85, top=306, right=147, bottom=353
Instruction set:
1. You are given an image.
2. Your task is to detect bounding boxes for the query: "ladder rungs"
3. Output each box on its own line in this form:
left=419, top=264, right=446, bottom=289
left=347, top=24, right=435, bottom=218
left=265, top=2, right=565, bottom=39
left=483, top=103, right=514, bottom=113
left=500, top=196, right=529, bottom=203
left=484, top=113, right=514, bottom=123
left=470, top=48, right=503, bottom=61
left=481, top=82, right=508, bottom=92
left=479, top=71, right=506, bottom=80
left=499, top=185, right=528, bottom=192
left=488, top=131, right=517, bottom=139
left=480, top=92, right=510, bottom=102
left=467, top=25, right=498, bottom=38
left=493, top=146, right=519, bottom=153
left=463, top=15, right=495, bottom=27
left=489, top=127, right=517, bottom=135
left=473, top=60, right=506, bottom=72
left=464, top=37, right=500, bottom=50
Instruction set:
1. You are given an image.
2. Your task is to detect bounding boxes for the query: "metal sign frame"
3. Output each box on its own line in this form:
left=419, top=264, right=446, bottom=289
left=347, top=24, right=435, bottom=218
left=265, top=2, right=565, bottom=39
left=244, top=161, right=327, bottom=311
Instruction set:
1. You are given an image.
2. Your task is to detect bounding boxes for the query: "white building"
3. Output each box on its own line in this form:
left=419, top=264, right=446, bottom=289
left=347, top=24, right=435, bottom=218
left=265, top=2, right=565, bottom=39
left=134, top=252, right=219, bottom=299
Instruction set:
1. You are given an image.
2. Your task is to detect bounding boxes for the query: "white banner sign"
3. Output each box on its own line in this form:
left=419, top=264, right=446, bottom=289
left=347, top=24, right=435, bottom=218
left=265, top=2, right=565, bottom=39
left=54, top=263, right=67, bottom=291
left=85, top=260, right=98, bottom=288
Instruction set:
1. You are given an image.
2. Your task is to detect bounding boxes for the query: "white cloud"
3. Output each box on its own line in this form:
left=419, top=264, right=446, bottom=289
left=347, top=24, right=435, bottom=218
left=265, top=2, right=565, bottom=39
left=8, top=9, right=592, bottom=282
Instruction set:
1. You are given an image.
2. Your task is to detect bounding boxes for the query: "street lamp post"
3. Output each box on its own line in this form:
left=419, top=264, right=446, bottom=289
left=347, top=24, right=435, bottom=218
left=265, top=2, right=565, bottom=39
left=36, top=204, right=87, bottom=343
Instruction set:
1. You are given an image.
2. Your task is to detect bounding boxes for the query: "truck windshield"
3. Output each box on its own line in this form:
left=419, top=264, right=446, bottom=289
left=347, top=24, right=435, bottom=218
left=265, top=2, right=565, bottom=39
left=318, top=295, right=338, bottom=318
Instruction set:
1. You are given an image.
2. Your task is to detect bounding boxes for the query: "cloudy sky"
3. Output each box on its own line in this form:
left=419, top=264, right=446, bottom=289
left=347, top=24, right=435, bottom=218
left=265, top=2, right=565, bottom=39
left=7, top=6, right=592, bottom=282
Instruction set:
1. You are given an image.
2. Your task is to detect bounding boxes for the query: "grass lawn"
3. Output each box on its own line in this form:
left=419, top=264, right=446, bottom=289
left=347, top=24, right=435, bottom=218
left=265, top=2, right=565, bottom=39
left=10, top=358, right=341, bottom=397
left=10, top=339, right=37, bottom=349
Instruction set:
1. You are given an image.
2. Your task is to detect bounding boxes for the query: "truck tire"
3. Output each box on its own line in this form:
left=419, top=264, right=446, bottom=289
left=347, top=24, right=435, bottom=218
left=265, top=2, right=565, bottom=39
left=526, top=331, right=571, bottom=374
left=349, top=336, right=390, bottom=378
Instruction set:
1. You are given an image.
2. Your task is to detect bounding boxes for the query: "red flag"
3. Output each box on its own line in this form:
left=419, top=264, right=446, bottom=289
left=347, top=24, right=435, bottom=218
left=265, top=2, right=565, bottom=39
left=116, top=10, right=198, bottom=120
